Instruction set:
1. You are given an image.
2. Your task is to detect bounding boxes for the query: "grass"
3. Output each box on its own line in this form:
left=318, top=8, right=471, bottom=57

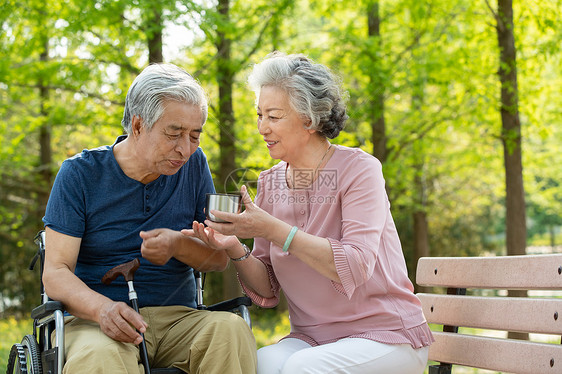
left=3, top=313, right=558, bottom=373
left=0, top=309, right=291, bottom=372
left=251, top=308, right=291, bottom=349
left=528, top=231, right=562, bottom=248
left=0, top=317, right=33, bottom=372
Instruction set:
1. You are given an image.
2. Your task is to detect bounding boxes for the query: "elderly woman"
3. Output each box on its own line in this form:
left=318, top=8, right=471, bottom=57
left=185, top=52, right=433, bottom=374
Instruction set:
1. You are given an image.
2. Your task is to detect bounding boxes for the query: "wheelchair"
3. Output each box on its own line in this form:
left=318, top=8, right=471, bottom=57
left=6, top=230, right=252, bottom=374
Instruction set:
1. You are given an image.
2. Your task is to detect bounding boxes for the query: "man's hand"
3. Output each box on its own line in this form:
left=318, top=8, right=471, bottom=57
left=97, top=300, right=148, bottom=345
left=141, top=227, right=229, bottom=271
left=139, top=228, right=177, bottom=265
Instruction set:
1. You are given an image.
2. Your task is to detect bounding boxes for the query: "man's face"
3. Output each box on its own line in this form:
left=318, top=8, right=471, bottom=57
left=135, top=100, right=203, bottom=183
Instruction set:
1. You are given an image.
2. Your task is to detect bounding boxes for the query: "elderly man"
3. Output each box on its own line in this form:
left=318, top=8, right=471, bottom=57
left=42, top=63, right=256, bottom=373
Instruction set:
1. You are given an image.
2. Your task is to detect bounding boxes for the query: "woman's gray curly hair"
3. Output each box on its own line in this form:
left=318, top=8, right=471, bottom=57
left=121, top=63, right=208, bottom=133
left=248, top=52, right=348, bottom=139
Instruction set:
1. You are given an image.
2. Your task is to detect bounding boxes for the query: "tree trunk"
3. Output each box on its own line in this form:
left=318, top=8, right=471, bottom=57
left=411, top=74, right=429, bottom=292
left=216, top=0, right=242, bottom=301
left=413, top=210, right=430, bottom=292
left=497, top=0, right=526, bottom=258
left=411, top=145, right=430, bottom=292
left=38, top=39, right=53, bottom=218
left=145, top=4, right=163, bottom=64
left=496, top=0, right=528, bottom=340
left=367, top=1, right=386, bottom=163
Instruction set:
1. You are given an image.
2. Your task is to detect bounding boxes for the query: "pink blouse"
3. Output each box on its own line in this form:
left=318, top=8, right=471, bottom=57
left=241, top=145, right=434, bottom=349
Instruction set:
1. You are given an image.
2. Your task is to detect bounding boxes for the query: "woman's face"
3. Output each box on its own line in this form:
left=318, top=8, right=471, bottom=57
left=256, top=85, right=315, bottom=163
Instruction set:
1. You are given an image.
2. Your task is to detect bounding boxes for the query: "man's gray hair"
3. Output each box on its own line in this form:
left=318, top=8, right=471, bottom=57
left=121, top=63, right=208, bottom=133
left=248, top=52, right=348, bottom=139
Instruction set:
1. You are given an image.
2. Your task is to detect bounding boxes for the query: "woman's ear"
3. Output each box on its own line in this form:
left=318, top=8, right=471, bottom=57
left=303, top=119, right=316, bottom=133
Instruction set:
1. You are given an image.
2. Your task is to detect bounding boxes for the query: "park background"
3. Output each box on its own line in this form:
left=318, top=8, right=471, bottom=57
left=0, top=0, right=561, bottom=372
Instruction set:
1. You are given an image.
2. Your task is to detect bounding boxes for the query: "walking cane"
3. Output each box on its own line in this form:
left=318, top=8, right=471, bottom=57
left=102, top=258, right=151, bottom=374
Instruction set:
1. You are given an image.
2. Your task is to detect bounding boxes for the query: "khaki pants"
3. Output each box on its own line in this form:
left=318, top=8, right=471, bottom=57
left=60, top=305, right=256, bottom=374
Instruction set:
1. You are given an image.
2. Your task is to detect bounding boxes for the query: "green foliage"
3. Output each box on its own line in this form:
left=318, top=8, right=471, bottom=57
left=250, top=308, right=291, bottom=349
left=0, top=0, right=561, bottom=317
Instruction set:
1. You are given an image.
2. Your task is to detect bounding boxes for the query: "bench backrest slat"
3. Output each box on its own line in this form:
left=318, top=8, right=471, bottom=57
left=416, top=255, right=562, bottom=289
left=430, top=331, right=562, bottom=374
left=416, top=254, right=562, bottom=373
left=418, top=293, right=562, bottom=334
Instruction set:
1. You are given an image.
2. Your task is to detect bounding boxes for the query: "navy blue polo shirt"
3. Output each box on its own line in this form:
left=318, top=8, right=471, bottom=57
left=43, top=136, right=215, bottom=309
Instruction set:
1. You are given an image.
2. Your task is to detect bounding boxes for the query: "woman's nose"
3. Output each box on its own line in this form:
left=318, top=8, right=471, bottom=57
left=257, top=118, right=269, bottom=135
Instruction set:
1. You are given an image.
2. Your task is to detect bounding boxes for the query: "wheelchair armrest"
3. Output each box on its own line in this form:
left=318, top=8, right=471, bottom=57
left=31, top=301, right=64, bottom=320
left=205, top=296, right=252, bottom=312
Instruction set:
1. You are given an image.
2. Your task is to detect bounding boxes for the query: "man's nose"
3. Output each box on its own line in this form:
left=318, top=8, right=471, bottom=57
left=175, top=135, right=191, bottom=157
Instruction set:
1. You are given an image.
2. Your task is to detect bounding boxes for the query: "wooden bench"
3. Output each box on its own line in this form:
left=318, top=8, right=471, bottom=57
left=416, top=254, right=562, bottom=374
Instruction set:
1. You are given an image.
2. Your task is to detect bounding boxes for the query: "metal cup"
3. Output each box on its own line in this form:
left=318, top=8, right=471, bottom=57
left=206, top=193, right=242, bottom=223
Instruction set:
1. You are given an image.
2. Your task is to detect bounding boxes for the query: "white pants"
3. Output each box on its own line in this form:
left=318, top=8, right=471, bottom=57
left=257, top=337, right=429, bottom=374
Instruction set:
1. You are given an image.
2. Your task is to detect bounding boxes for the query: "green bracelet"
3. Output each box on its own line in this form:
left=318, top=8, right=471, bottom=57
left=282, top=226, right=298, bottom=252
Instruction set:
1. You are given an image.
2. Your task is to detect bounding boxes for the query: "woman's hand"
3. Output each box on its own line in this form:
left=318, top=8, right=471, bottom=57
left=204, top=185, right=276, bottom=240
left=181, top=221, right=248, bottom=261
left=181, top=222, right=238, bottom=250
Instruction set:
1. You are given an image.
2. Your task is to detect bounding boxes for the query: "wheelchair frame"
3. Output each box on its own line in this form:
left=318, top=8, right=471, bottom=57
left=6, top=230, right=252, bottom=374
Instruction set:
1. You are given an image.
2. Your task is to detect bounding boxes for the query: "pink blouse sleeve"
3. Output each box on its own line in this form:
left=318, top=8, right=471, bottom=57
left=238, top=256, right=281, bottom=308
left=329, top=156, right=390, bottom=299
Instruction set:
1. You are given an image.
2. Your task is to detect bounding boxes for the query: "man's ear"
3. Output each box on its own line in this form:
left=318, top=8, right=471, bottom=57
left=131, top=115, right=143, bottom=137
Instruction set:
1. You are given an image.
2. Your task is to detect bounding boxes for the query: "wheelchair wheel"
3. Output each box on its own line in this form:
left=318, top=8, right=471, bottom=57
left=6, top=335, right=42, bottom=374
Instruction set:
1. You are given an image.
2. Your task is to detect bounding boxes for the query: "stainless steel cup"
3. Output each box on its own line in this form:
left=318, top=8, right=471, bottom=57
left=206, top=193, right=242, bottom=223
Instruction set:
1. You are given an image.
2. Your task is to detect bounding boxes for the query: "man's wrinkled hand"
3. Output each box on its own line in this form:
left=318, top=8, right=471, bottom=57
left=140, top=228, right=177, bottom=265
left=98, top=301, right=147, bottom=345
